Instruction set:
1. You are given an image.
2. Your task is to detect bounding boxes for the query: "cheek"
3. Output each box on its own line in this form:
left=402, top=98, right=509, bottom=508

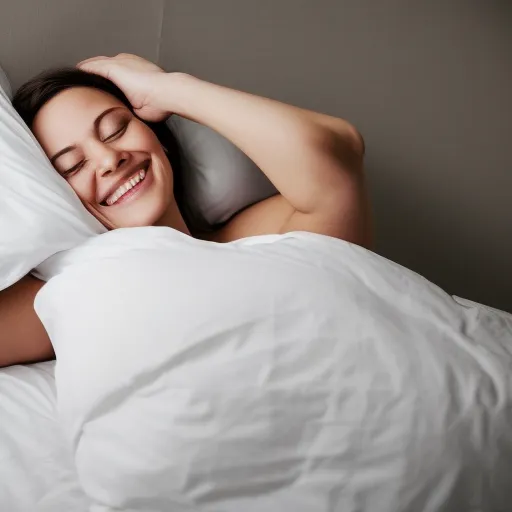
left=127, top=125, right=172, bottom=181
left=68, top=169, right=96, bottom=202
left=125, top=122, right=160, bottom=151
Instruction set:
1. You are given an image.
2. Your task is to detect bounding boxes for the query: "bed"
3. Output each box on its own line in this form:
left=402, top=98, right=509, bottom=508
left=1, top=20, right=512, bottom=511
left=0, top=362, right=89, bottom=511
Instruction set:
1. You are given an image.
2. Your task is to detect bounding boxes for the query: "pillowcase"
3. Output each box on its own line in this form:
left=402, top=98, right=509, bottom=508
left=167, top=116, right=277, bottom=231
left=0, top=64, right=12, bottom=101
left=0, top=65, right=105, bottom=291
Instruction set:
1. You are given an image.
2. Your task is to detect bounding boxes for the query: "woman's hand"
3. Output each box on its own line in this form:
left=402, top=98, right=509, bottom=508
left=77, top=53, right=171, bottom=122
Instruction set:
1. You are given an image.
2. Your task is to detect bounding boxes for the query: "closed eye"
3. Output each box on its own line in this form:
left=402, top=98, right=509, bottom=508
left=62, top=160, right=86, bottom=178
left=103, top=123, right=128, bottom=142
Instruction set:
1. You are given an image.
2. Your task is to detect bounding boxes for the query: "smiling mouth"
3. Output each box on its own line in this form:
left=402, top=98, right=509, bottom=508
left=101, top=161, right=150, bottom=207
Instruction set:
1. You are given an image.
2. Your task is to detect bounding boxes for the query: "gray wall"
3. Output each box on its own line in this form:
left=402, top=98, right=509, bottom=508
left=0, top=0, right=165, bottom=88
left=1, top=0, right=510, bottom=311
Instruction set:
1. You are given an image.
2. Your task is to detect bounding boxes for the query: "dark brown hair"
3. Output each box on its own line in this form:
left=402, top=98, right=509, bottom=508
left=12, top=67, right=183, bottom=201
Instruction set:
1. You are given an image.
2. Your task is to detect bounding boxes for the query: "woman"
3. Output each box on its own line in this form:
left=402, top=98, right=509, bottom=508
left=0, top=53, right=372, bottom=367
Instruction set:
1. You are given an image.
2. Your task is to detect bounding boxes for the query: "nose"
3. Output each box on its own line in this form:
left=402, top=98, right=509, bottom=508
left=90, top=141, right=129, bottom=178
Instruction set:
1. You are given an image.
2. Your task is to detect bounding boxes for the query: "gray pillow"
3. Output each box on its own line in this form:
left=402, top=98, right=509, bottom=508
left=167, top=116, right=277, bottom=232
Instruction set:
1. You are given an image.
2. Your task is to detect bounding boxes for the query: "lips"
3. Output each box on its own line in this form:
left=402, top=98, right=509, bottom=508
left=100, top=159, right=150, bottom=206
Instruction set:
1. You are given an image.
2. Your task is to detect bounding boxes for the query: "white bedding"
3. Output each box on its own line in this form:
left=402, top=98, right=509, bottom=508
left=0, top=362, right=88, bottom=511
left=0, top=63, right=104, bottom=292
left=33, top=227, right=512, bottom=512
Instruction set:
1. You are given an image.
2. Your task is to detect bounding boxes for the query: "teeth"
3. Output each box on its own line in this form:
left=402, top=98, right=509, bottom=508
left=106, top=168, right=146, bottom=206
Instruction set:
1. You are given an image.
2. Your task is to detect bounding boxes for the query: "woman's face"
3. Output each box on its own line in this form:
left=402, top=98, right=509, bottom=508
left=32, top=86, right=174, bottom=229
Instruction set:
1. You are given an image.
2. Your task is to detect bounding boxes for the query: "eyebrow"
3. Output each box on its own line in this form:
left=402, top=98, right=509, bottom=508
left=49, top=106, right=125, bottom=164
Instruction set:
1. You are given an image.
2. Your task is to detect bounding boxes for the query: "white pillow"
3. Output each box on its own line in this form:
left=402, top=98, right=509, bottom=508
left=0, top=65, right=104, bottom=291
left=35, top=227, right=512, bottom=511
left=168, top=116, right=277, bottom=231
left=0, top=64, right=12, bottom=100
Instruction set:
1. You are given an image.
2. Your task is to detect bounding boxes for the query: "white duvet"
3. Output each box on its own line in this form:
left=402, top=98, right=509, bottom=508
left=34, top=227, right=512, bottom=512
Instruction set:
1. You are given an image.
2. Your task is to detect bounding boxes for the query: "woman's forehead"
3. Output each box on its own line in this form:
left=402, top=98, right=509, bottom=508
left=38, top=87, right=123, bottom=120
left=32, top=87, right=125, bottom=143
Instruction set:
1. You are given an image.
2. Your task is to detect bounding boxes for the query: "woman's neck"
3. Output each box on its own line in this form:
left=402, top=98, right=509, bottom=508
left=155, top=198, right=191, bottom=236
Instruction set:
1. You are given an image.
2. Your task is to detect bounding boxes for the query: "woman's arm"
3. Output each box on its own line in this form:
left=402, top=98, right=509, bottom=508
left=78, top=54, right=373, bottom=246
left=161, top=74, right=372, bottom=245
left=0, top=276, right=53, bottom=368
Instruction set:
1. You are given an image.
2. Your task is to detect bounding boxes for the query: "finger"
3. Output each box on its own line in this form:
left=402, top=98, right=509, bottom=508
left=114, top=53, right=137, bottom=59
left=77, top=56, right=110, bottom=68
left=77, top=60, right=110, bottom=72
left=77, top=56, right=111, bottom=68
left=114, top=53, right=155, bottom=65
left=78, top=60, right=113, bottom=79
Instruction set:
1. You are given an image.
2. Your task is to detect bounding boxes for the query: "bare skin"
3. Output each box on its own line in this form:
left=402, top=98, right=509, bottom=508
left=0, top=53, right=372, bottom=367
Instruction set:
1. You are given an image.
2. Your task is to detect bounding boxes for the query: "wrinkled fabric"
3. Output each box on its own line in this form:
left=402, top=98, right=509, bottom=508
left=0, top=73, right=104, bottom=291
left=0, top=362, right=89, bottom=511
left=35, top=227, right=512, bottom=512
